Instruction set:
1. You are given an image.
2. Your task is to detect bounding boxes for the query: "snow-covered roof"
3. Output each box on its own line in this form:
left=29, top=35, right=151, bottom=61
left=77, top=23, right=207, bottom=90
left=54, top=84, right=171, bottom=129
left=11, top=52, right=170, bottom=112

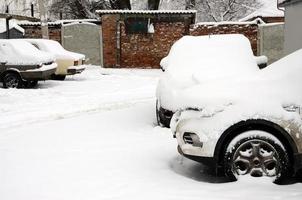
left=192, top=18, right=264, bottom=29
left=279, top=0, right=302, bottom=6
left=240, top=0, right=284, bottom=22
left=0, top=19, right=24, bottom=34
left=96, top=9, right=197, bottom=15
left=17, top=19, right=99, bottom=26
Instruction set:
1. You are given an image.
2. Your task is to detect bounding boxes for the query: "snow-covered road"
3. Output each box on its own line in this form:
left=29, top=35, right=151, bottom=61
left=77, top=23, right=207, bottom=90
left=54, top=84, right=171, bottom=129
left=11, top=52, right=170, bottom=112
left=0, top=67, right=301, bottom=200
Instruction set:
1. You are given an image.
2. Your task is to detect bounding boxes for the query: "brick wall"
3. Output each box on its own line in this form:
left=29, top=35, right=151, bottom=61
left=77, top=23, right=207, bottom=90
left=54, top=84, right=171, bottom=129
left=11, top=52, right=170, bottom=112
left=120, top=22, right=186, bottom=68
left=22, top=25, right=62, bottom=43
left=102, top=15, right=118, bottom=68
left=190, top=23, right=259, bottom=55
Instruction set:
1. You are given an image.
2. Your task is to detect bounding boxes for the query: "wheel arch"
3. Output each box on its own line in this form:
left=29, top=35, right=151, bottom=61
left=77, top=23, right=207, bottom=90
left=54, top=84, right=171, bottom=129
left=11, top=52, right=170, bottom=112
left=214, top=119, right=298, bottom=167
left=0, top=69, right=21, bottom=81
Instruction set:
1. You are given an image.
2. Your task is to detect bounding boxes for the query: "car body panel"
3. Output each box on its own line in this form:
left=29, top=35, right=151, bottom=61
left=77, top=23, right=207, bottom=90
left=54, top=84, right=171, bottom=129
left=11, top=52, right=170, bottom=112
left=22, top=39, right=86, bottom=76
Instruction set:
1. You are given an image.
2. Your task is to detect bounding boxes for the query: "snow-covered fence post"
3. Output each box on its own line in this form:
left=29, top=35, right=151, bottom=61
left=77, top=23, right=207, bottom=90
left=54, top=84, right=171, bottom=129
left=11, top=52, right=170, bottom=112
left=38, top=0, right=49, bottom=39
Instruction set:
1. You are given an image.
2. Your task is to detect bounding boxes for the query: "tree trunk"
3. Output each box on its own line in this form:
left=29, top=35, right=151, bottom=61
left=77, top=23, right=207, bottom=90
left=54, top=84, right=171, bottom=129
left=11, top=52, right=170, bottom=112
left=185, top=0, right=195, bottom=9
left=148, top=0, right=160, bottom=10
left=110, top=0, right=131, bottom=9
left=38, top=0, right=49, bottom=39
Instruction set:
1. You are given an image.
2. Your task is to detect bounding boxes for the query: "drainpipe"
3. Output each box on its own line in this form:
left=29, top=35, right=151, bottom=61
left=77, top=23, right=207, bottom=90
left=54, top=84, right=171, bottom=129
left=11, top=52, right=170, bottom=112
left=6, top=16, right=12, bottom=39
left=116, top=15, right=121, bottom=68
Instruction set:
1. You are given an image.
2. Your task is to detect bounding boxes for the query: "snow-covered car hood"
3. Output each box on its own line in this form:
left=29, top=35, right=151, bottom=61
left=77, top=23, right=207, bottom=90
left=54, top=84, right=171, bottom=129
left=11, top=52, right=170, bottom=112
left=23, top=39, right=85, bottom=60
left=174, top=48, right=302, bottom=115
left=0, top=39, right=55, bottom=66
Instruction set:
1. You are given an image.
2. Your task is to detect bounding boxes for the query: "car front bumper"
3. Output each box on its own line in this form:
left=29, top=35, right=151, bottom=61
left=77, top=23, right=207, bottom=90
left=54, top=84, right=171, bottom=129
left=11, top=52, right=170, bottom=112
left=20, top=63, right=57, bottom=80
left=67, top=65, right=86, bottom=75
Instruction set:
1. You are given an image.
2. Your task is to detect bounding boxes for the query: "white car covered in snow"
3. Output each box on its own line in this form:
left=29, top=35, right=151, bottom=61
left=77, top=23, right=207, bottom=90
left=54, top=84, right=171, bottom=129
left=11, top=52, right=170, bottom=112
left=0, top=39, right=57, bottom=88
left=156, top=34, right=266, bottom=128
left=23, top=39, right=86, bottom=80
left=171, top=49, right=302, bottom=183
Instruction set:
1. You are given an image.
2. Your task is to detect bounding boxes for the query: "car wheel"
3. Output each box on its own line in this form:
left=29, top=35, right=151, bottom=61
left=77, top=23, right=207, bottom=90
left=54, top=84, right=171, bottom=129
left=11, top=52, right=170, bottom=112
left=156, top=100, right=162, bottom=126
left=224, top=130, right=291, bottom=183
left=51, top=74, right=66, bottom=81
left=3, top=72, right=22, bottom=88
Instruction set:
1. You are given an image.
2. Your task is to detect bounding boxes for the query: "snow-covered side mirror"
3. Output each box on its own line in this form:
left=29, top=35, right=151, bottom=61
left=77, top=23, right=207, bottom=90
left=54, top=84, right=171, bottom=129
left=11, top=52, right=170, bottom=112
left=255, top=55, right=268, bottom=69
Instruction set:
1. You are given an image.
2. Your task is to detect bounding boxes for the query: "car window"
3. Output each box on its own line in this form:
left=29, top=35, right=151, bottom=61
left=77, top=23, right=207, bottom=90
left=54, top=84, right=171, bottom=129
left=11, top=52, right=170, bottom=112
left=32, top=43, right=40, bottom=50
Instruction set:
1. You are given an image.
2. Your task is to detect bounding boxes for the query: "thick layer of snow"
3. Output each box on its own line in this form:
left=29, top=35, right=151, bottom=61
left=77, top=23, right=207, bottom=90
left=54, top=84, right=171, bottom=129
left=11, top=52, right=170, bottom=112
left=0, top=39, right=55, bottom=65
left=0, top=67, right=301, bottom=200
left=23, top=39, right=85, bottom=60
left=157, top=34, right=259, bottom=111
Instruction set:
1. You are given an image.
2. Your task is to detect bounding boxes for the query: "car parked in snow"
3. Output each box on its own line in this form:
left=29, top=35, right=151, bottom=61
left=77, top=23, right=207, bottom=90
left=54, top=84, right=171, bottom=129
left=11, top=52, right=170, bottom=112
left=23, top=39, right=86, bottom=80
left=0, top=39, right=57, bottom=88
left=156, top=34, right=267, bottom=128
left=170, top=49, right=302, bottom=183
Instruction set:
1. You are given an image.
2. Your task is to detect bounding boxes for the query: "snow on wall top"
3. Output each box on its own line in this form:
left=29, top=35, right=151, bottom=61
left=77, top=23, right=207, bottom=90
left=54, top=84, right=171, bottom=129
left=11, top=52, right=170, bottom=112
left=17, top=19, right=99, bottom=26
left=0, top=19, right=25, bottom=34
left=240, top=0, right=284, bottom=21
left=96, top=9, right=197, bottom=15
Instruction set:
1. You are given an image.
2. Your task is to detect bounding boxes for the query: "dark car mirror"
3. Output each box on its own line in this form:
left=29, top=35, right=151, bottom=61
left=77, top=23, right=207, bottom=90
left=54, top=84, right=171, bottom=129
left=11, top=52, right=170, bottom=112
left=0, top=61, right=7, bottom=65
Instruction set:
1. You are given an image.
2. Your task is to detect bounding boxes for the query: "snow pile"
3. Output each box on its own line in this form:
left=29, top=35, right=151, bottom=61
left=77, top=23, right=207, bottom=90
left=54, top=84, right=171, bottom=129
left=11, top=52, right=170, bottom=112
left=24, top=39, right=85, bottom=60
left=0, top=19, right=24, bottom=34
left=0, top=68, right=301, bottom=199
left=0, top=39, right=55, bottom=65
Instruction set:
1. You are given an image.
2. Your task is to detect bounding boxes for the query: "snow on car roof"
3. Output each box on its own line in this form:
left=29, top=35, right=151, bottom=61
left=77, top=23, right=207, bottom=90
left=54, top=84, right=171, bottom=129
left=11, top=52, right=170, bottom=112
left=163, top=34, right=259, bottom=84
left=0, top=39, right=54, bottom=65
left=24, top=39, right=85, bottom=60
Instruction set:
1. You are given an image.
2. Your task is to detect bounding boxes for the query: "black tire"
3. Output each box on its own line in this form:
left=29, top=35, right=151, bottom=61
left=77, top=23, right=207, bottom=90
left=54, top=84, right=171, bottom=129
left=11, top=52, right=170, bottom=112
left=3, top=72, right=23, bottom=88
left=156, top=100, right=162, bottom=126
left=223, top=130, right=291, bottom=183
left=51, top=74, right=66, bottom=81
left=24, top=80, right=38, bottom=88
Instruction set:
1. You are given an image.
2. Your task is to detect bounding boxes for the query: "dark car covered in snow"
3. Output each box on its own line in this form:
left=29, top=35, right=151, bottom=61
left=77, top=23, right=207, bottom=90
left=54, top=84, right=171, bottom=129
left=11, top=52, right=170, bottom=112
left=0, top=39, right=57, bottom=88
left=156, top=34, right=267, bottom=128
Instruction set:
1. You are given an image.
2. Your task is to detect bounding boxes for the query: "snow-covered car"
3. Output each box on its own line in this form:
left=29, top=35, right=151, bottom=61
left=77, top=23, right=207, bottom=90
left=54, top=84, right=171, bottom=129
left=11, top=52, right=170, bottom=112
left=170, top=49, right=302, bottom=183
left=0, top=39, right=57, bottom=88
left=156, top=34, right=266, bottom=128
left=23, top=39, right=86, bottom=80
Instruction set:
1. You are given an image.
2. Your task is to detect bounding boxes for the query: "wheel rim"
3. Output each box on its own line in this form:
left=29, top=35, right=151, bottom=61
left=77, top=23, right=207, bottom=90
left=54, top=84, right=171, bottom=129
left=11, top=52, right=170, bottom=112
left=5, top=76, right=19, bottom=88
left=231, top=139, right=280, bottom=178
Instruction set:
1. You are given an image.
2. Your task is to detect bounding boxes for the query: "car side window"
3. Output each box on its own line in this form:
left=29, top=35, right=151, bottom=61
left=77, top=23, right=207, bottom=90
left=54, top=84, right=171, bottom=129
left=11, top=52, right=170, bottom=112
left=32, top=43, right=40, bottom=49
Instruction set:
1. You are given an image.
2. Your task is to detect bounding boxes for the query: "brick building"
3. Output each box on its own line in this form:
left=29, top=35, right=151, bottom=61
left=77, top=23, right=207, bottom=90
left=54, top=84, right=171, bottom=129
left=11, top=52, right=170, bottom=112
left=98, top=10, right=262, bottom=69
left=97, top=10, right=196, bottom=68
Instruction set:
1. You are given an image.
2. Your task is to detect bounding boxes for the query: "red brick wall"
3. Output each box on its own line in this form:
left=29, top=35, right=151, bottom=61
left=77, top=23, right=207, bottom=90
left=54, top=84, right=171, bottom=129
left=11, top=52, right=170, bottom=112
left=120, top=22, right=186, bottom=68
left=22, top=25, right=62, bottom=43
left=102, top=15, right=118, bottom=68
left=190, top=24, right=259, bottom=55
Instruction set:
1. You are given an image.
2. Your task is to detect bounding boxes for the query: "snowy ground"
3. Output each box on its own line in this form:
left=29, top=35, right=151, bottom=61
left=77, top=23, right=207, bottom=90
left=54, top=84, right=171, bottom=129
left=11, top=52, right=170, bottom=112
left=0, top=67, right=301, bottom=200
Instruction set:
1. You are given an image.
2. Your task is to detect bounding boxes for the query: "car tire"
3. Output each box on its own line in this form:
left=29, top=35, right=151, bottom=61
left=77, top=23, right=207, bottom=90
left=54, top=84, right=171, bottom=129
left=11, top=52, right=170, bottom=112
left=223, top=130, right=291, bottom=183
left=156, top=100, right=162, bottom=126
left=51, top=74, right=66, bottom=81
left=3, top=72, right=23, bottom=89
